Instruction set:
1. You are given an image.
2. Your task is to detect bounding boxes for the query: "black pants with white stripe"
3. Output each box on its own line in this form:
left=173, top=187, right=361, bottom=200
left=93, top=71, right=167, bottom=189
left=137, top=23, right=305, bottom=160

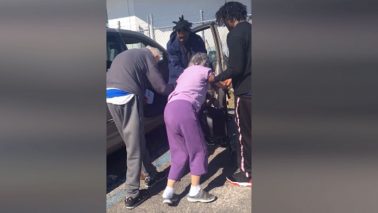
left=235, top=95, right=252, bottom=178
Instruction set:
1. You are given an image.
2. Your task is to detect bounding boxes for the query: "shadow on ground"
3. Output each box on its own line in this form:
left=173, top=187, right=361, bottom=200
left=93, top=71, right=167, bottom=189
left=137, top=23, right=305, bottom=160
left=106, top=125, right=169, bottom=193
left=107, top=115, right=239, bottom=195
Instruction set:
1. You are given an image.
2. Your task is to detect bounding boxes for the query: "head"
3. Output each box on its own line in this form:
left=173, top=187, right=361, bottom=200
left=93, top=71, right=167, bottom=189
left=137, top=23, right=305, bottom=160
left=173, top=15, right=192, bottom=44
left=189, top=53, right=211, bottom=68
left=146, top=46, right=162, bottom=63
left=215, top=1, right=247, bottom=31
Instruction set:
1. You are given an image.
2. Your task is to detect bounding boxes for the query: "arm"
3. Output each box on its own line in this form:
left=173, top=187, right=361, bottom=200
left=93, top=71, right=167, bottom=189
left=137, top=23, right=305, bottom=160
left=208, top=71, right=227, bottom=89
left=145, top=55, right=174, bottom=96
left=213, top=33, right=245, bottom=82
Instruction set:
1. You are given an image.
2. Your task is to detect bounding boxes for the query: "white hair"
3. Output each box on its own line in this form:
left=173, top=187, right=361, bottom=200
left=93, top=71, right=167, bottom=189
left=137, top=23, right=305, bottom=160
left=189, top=53, right=210, bottom=67
left=146, top=46, right=162, bottom=60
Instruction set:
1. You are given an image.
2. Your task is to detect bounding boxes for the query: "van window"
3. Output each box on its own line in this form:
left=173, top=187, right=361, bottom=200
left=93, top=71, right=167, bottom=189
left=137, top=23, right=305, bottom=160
left=106, top=32, right=126, bottom=69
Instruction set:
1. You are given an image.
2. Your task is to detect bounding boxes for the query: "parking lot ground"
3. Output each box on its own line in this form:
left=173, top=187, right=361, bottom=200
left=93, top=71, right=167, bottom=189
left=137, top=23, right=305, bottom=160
left=107, top=146, right=252, bottom=213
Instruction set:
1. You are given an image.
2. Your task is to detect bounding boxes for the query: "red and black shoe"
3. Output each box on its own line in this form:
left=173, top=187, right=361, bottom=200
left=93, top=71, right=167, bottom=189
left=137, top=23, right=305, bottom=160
left=226, top=171, right=252, bottom=187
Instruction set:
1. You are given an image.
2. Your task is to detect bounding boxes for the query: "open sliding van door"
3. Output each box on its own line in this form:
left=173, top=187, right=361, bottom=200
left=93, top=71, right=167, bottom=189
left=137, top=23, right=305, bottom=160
left=192, top=22, right=231, bottom=147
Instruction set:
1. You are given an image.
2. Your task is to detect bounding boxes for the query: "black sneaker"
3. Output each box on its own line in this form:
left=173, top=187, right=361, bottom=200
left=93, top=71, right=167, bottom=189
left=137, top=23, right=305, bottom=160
left=187, top=189, right=216, bottom=203
left=124, top=189, right=150, bottom=210
left=144, top=171, right=166, bottom=188
left=226, top=171, right=252, bottom=187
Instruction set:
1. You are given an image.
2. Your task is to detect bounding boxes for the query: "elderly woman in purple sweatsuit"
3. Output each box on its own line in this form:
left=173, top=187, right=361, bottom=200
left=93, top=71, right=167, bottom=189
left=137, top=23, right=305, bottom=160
left=162, top=53, right=220, bottom=205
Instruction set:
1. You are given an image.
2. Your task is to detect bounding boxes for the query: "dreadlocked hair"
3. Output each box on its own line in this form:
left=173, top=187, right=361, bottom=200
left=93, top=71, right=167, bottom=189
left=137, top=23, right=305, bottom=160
left=172, top=15, right=193, bottom=32
left=215, top=1, right=247, bottom=26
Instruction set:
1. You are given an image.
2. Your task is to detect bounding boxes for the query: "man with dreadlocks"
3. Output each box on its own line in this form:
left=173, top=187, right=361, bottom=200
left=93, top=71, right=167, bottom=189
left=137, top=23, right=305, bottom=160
left=209, top=1, right=252, bottom=187
left=167, top=15, right=207, bottom=84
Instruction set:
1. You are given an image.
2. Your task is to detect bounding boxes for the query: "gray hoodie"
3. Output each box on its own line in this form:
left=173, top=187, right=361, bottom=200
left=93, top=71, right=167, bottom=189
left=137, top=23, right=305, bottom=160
left=107, top=48, right=173, bottom=97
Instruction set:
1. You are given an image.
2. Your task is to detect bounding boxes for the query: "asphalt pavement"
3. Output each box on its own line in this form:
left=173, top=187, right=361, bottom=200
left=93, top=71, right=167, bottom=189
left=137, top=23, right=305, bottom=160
left=107, top=146, right=252, bottom=213
left=107, top=109, right=251, bottom=212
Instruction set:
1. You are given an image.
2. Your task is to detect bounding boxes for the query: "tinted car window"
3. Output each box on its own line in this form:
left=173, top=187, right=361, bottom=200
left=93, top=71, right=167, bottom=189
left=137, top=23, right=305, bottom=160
left=106, top=31, right=126, bottom=70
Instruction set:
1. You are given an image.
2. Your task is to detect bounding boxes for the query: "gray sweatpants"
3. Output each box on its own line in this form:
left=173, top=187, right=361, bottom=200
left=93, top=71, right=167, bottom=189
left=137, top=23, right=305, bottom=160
left=107, top=95, right=157, bottom=198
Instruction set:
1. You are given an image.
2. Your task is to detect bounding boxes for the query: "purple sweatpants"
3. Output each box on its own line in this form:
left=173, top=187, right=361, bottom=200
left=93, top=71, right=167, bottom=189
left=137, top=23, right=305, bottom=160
left=164, top=100, right=208, bottom=180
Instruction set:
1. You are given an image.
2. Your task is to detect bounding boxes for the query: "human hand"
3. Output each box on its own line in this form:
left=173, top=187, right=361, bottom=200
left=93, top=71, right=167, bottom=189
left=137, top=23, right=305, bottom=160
left=215, top=82, right=227, bottom=89
left=208, top=72, right=215, bottom=83
left=222, top=79, right=232, bottom=88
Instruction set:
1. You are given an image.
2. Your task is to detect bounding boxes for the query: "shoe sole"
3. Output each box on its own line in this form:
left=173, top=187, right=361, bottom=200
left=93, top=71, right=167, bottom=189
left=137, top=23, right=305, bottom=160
left=187, top=197, right=216, bottom=203
left=226, top=177, right=252, bottom=187
left=162, top=195, right=179, bottom=206
left=162, top=199, right=176, bottom=206
left=126, top=206, right=136, bottom=210
left=163, top=199, right=173, bottom=205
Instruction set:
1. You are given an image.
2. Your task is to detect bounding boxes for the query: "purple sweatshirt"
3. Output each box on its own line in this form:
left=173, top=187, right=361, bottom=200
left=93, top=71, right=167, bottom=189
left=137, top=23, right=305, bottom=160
left=168, top=65, right=211, bottom=112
